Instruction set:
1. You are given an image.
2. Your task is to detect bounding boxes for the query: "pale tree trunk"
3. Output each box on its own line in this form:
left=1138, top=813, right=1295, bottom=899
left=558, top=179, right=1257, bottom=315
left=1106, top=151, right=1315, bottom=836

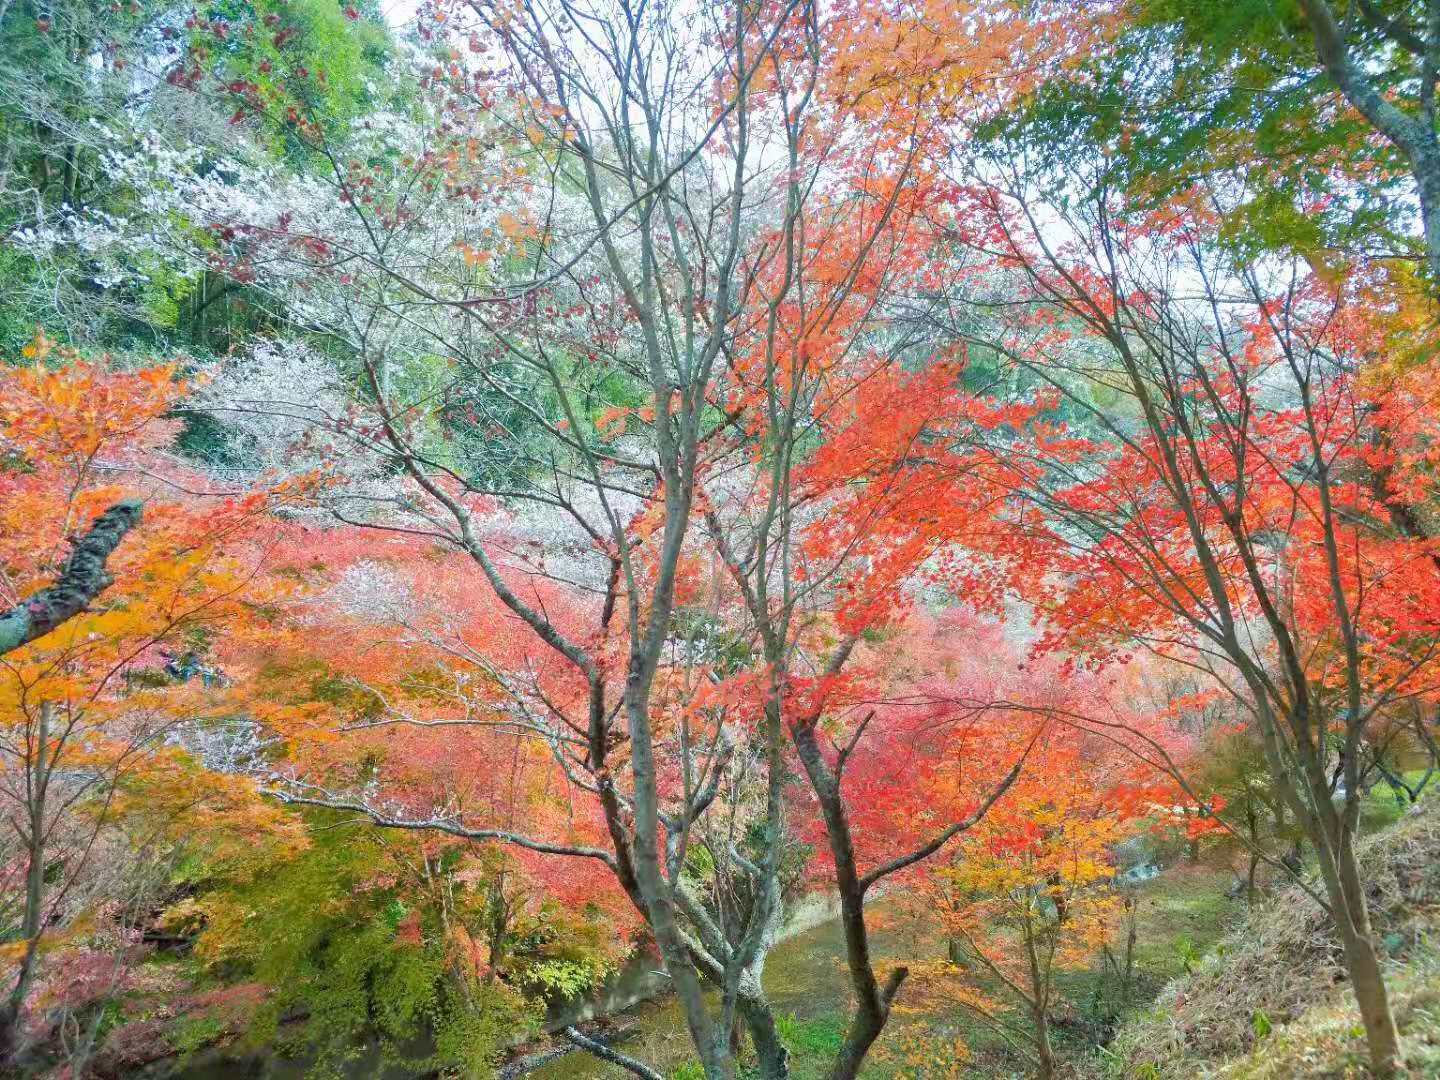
left=1326, top=823, right=1404, bottom=1076
left=1024, top=912, right=1055, bottom=1080
left=1033, top=1005, right=1056, bottom=1080
left=1340, top=925, right=1403, bottom=1076
left=1298, top=0, right=1440, bottom=283
left=1417, top=146, right=1440, bottom=284
left=1269, top=729, right=1406, bottom=1077
left=1275, top=737, right=1406, bottom=1078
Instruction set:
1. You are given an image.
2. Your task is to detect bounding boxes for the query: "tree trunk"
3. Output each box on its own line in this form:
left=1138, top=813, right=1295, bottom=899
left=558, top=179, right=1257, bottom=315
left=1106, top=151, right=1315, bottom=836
left=0, top=502, right=142, bottom=656
left=1415, top=144, right=1440, bottom=285
left=1339, top=925, right=1403, bottom=1076
left=626, top=686, right=730, bottom=1080
left=1246, top=807, right=1260, bottom=907
left=1033, top=1003, right=1056, bottom=1080
left=1330, top=840, right=1405, bottom=1077
left=1297, top=0, right=1440, bottom=283
left=1, top=704, right=52, bottom=1063
left=1119, top=900, right=1137, bottom=1008
left=791, top=722, right=905, bottom=1080
left=741, top=991, right=790, bottom=1080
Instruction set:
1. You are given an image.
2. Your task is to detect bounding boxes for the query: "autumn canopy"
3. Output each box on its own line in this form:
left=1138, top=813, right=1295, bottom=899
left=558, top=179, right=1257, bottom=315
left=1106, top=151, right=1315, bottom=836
left=1, top=0, right=1438, bottom=1078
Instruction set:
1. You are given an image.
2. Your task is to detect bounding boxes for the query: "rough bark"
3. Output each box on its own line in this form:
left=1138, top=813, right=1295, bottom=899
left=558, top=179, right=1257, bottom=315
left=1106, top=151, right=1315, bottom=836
left=0, top=703, right=52, bottom=1063
left=739, top=987, right=790, bottom=1080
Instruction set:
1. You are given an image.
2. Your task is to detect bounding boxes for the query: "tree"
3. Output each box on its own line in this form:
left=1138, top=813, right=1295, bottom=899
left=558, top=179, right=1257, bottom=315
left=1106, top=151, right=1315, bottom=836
left=898, top=741, right=1134, bottom=1079
left=1291, top=0, right=1440, bottom=282
left=1016, top=1, right=1440, bottom=285
left=0, top=499, right=143, bottom=657
left=164, top=0, right=1057, bottom=1074
left=173, top=813, right=545, bottom=1078
left=0, top=0, right=395, bottom=351
left=0, top=334, right=300, bottom=1061
left=12, top=4, right=1440, bottom=1078
left=200, top=0, right=815, bottom=1049
left=918, top=139, right=1440, bottom=1071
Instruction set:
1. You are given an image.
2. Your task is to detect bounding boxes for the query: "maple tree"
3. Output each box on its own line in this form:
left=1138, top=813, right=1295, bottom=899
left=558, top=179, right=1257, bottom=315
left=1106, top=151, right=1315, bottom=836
left=169, top=815, right=554, bottom=1076
left=0, top=333, right=301, bottom=1063
left=153, top=0, right=1073, bottom=1074
left=5, top=0, right=1440, bottom=1076
left=827, top=613, right=1220, bottom=1077
left=176, top=1, right=852, bottom=1070
left=907, top=109, right=1440, bottom=1068
left=895, top=742, right=1134, bottom=1080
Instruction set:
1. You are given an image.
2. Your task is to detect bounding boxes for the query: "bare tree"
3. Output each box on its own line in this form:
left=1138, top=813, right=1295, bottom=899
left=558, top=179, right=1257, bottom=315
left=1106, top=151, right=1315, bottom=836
left=240, top=1, right=816, bottom=1075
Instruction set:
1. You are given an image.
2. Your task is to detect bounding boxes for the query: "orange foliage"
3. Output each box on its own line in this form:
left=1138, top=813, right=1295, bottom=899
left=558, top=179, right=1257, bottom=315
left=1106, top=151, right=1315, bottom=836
left=0, top=333, right=305, bottom=1037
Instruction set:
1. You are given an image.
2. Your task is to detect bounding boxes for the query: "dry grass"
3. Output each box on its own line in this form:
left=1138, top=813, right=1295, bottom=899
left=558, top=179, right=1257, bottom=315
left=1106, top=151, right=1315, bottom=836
left=1103, top=798, right=1440, bottom=1078
left=1212, top=949, right=1440, bottom=1079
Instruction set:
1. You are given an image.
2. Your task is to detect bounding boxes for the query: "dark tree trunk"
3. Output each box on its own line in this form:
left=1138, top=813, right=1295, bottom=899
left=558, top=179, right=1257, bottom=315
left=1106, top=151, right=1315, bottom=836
left=0, top=501, right=142, bottom=656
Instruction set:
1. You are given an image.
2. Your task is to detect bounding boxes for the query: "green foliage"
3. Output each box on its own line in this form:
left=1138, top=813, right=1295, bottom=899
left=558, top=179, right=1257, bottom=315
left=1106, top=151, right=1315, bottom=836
left=516, top=956, right=611, bottom=1000
left=1251, top=1008, right=1272, bottom=1039
left=187, top=818, right=540, bottom=1077
left=173, top=1014, right=228, bottom=1056
left=0, top=250, right=46, bottom=354
left=994, top=1, right=1417, bottom=266
left=0, top=0, right=401, bottom=355
left=1173, top=934, right=1202, bottom=976
left=135, top=254, right=200, bottom=332
left=202, top=0, right=392, bottom=162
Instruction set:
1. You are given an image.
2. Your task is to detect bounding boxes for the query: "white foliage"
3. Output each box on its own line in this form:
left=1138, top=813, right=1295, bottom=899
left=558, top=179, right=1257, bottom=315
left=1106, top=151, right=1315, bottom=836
left=194, top=341, right=409, bottom=527
left=195, top=340, right=354, bottom=473
left=325, top=559, right=415, bottom=623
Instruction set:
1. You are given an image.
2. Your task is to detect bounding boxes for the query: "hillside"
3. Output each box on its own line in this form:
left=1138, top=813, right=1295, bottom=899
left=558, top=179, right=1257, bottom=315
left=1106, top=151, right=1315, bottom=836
left=1103, top=798, right=1440, bottom=1078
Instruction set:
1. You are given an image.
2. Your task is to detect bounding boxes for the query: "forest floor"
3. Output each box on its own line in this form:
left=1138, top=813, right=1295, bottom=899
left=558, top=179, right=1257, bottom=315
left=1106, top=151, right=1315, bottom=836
left=1102, top=790, right=1440, bottom=1079
left=148, top=785, right=1432, bottom=1079
left=526, top=862, right=1239, bottom=1079
left=527, top=785, right=1435, bottom=1080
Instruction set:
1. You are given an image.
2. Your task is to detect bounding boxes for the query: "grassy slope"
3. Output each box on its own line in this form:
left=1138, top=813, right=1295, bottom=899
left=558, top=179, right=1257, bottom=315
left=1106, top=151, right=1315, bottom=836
left=531, top=862, right=1242, bottom=1079
left=1101, top=793, right=1440, bottom=1079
